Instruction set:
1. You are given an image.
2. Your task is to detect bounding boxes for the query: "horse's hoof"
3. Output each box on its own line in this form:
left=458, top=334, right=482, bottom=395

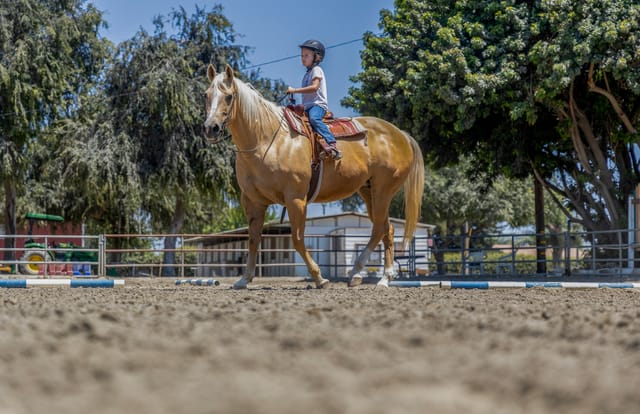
left=348, top=276, right=363, bottom=287
left=317, top=279, right=330, bottom=289
left=376, top=278, right=389, bottom=288
left=232, top=279, right=248, bottom=290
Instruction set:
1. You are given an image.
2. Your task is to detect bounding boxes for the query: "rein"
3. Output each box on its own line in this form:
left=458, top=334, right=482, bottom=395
left=207, top=133, right=231, bottom=145
left=208, top=130, right=260, bottom=154
left=233, top=94, right=288, bottom=157
left=258, top=93, right=299, bottom=158
left=234, top=144, right=260, bottom=153
left=234, top=111, right=284, bottom=157
left=260, top=114, right=285, bottom=160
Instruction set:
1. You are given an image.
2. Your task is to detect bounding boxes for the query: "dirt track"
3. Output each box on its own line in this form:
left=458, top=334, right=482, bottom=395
left=1, top=277, right=639, bottom=414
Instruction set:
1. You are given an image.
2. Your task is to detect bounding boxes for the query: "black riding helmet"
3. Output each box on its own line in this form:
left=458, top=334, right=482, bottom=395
left=298, top=39, right=325, bottom=62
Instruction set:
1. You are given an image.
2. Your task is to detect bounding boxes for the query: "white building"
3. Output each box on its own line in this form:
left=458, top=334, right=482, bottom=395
left=187, top=212, right=434, bottom=278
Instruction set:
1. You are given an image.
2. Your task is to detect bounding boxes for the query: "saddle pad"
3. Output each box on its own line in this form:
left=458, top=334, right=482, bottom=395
left=283, top=106, right=366, bottom=138
left=326, top=118, right=366, bottom=138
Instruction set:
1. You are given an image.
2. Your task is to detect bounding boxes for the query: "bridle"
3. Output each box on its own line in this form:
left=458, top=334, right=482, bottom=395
left=205, top=88, right=289, bottom=156
left=205, top=89, right=236, bottom=145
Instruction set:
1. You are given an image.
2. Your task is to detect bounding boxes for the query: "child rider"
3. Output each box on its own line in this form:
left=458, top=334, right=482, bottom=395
left=286, top=39, right=342, bottom=160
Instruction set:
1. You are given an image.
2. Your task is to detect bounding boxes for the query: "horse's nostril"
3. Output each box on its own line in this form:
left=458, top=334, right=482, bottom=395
left=206, top=124, right=220, bottom=137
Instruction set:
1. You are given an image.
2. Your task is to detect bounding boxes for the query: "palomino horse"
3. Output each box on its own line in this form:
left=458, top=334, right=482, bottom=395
left=204, top=64, right=424, bottom=289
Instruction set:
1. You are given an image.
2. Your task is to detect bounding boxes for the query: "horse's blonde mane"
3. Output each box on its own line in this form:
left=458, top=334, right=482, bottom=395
left=217, top=74, right=286, bottom=137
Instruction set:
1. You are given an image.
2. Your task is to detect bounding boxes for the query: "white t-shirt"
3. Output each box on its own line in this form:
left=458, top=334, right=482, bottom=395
left=301, top=65, right=329, bottom=111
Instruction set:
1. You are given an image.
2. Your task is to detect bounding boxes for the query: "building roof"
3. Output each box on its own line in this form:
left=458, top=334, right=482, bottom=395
left=185, top=211, right=434, bottom=244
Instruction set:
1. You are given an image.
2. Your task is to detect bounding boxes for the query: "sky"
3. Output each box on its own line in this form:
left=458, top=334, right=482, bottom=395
left=93, top=0, right=395, bottom=117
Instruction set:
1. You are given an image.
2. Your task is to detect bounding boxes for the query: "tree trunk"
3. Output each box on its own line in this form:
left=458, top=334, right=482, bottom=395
left=547, top=224, right=563, bottom=271
left=162, top=192, right=186, bottom=277
left=534, top=177, right=547, bottom=274
left=3, top=179, right=17, bottom=263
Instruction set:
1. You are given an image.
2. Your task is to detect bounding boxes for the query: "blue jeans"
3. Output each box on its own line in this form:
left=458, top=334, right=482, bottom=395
left=306, top=106, right=336, bottom=145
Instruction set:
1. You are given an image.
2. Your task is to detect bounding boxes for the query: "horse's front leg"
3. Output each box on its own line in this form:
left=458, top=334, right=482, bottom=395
left=287, top=197, right=330, bottom=289
left=233, top=196, right=267, bottom=289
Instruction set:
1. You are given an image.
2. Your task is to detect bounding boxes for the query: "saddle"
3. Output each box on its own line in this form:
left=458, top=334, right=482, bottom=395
left=283, top=105, right=367, bottom=204
left=283, top=104, right=367, bottom=161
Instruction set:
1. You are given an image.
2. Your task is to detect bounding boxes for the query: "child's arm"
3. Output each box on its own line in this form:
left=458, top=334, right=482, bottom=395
left=286, top=77, right=320, bottom=95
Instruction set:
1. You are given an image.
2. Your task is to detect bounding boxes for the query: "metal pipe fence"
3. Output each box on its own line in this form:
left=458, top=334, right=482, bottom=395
left=1, top=228, right=638, bottom=278
left=0, top=234, right=99, bottom=277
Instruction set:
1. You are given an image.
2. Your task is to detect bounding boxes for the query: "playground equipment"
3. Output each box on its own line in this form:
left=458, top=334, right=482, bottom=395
left=20, top=213, right=97, bottom=276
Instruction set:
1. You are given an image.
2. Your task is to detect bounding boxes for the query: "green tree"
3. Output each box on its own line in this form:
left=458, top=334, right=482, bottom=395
left=392, top=158, right=533, bottom=237
left=53, top=5, right=285, bottom=274
left=346, top=0, right=640, bottom=233
left=0, top=0, right=110, bottom=259
left=94, top=6, right=243, bottom=274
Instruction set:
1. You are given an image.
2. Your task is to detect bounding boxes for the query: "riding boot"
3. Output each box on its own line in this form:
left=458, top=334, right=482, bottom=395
left=328, top=143, right=342, bottom=160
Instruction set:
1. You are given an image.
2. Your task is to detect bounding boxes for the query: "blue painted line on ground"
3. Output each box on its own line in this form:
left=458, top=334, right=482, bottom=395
left=447, top=281, right=490, bottom=289
left=525, top=282, right=563, bottom=288
left=0, top=279, right=124, bottom=288
left=0, top=279, right=27, bottom=288
left=70, top=279, right=117, bottom=288
left=597, top=282, right=638, bottom=288
left=398, top=281, right=640, bottom=289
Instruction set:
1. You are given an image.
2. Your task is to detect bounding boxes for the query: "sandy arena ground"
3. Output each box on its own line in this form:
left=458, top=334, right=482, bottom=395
left=0, top=277, right=639, bottom=414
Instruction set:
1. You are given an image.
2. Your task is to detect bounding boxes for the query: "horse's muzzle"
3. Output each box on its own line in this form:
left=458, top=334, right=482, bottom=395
left=205, top=123, right=223, bottom=140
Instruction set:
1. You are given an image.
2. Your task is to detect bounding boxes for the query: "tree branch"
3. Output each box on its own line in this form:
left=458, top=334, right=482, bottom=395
left=568, top=78, right=620, bottom=224
left=566, top=84, right=593, bottom=174
left=531, top=165, right=574, bottom=220
left=587, top=64, right=637, bottom=134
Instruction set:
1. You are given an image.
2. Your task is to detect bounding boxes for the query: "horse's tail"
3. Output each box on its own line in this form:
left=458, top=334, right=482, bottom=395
left=402, top=132, right=425, bottom=248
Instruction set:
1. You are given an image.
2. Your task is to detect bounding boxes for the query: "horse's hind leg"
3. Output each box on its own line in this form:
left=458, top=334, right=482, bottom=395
left=377, top=220, right=396, bottom=287
left=347, top=186, right=396, bottom=287
left=346, top=186, right=374, bottom=285
left=286, top=197, right=329, bottom=289
left=233, top=195, right=268, bottom=289
left=376, top=221, right=396, bottom=287
left=347, top=218, right=394, bottom=287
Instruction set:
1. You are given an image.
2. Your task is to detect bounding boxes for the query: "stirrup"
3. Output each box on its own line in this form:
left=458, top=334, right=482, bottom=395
left=331, top=149, right=342, bottom=160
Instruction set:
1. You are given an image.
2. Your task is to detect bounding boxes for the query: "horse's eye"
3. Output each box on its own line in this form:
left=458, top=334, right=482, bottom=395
left=225, top=94, right=233, bottom=104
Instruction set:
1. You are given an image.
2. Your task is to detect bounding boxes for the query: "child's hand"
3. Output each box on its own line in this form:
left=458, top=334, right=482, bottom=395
left=286, top=86, right=296, bottom=94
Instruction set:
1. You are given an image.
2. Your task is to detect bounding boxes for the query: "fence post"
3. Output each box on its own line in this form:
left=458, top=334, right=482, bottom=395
left=180, top=235, right=185, bottom=278
left=618, top=230, right=623, bottom=270
left=591, top=237, right=596, bottom=271
left=564, top=225, right=571, bottom=276
left=409, top=236, right=416, bottom=277
left=43, top=236, right=49, bottom=278
left=510, top=235, right=516, bottom=275
left=99, top=234, right=106, bottom=277
left=258, top=236, right=262, bottom=278
left=460, top=233, right=467, bottom=275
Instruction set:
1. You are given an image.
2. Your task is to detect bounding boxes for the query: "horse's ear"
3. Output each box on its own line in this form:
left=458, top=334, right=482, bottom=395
left=224, top=64, right=234, bottom=82
left=207, top=64, right=216, bottom=82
